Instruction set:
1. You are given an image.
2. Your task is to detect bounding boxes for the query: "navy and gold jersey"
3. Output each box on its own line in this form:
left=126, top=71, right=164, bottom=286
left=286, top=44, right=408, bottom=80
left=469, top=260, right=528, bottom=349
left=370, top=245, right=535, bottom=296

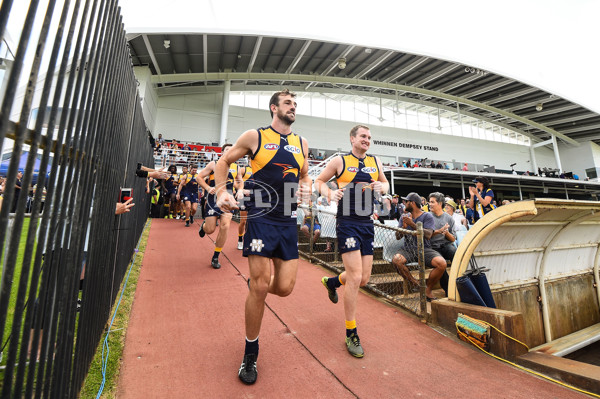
left=165, top=174, right=176, bottom=192
left=208, top=162, right=238, bottom=191
left=336, top=152, right=379, bottom=225
left=181, top=173, right=199, bottom=194
left=247, top=126, right=305, bottom=225
left=242, top=166, right=253, bottom=181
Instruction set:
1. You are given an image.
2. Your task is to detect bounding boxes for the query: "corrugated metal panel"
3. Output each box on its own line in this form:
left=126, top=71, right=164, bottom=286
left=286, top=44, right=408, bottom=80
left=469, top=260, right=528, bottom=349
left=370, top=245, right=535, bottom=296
left=545, top=247, right=597, bottom=277
left=478, top=252, right=541, bottom=284
left=477, top=225, right=560, bottom=252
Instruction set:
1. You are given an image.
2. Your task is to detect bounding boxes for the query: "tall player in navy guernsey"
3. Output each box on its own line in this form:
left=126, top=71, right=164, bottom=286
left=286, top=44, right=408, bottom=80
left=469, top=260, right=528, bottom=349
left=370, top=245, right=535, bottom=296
left=215, top=89, right=311, bottom=385
left=315, top=125, right=389, bottom=358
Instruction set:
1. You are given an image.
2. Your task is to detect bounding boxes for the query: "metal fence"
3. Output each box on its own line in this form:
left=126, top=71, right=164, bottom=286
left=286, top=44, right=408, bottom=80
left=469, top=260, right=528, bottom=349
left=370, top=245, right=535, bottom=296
left=296, top=204, right=427, bottom=317
left=0, top=1, right=153, bottom=397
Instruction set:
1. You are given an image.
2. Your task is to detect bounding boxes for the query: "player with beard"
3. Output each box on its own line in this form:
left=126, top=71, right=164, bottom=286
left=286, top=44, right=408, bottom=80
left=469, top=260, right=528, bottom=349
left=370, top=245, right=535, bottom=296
left=197, top=144, right=243, bottom=268
left=315, top=125, right=389, bottom=359
left=215, top=89, right=311, bottom=385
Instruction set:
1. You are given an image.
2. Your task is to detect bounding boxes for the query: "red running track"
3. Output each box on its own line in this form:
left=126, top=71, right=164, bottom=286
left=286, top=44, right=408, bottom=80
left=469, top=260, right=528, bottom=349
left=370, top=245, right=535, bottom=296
left=117, top=218, right=585, bottom=398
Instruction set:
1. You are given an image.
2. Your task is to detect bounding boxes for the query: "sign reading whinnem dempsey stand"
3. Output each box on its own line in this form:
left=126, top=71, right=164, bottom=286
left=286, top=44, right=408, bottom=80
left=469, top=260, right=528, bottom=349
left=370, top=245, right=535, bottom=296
left=372, top=140, right=439, bottom=152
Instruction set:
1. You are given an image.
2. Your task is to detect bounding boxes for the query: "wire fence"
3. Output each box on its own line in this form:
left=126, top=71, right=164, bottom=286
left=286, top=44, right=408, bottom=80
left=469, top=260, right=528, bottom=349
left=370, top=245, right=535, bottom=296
left=297, top=204, right=427, bottom=317
left=0, top=1, right=152, bottom=397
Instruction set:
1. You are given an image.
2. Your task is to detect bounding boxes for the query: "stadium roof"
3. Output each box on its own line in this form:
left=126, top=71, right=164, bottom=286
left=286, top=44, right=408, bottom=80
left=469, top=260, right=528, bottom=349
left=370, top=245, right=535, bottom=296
left=126, top=32, right=599, bottom=146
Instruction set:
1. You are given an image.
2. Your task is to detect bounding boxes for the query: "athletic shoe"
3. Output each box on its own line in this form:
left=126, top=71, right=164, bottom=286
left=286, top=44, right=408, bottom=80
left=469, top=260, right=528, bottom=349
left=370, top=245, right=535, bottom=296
left=238, top=353, right=257, bottom=385
left=237, top=241, right=243, bottom=250
left=321, top=277, right=338, bottom=304
left=164, top=215, right=168, bottom=219
left=198, top=222, right=205, bottom=238
left=169, top=214, right=173, bottom=219
left=176, top=215, right=181, bottom=220
left=190, top=215, right=194, bottom=224
left=345, top=333, right=364, bottom=358
left=185, top=220, right=190, bottom=227
left=211, top=258, right=221, bottom=269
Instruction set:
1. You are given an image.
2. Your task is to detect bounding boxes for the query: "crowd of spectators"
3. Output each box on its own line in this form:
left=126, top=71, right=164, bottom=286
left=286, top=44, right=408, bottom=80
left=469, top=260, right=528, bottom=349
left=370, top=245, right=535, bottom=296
left=153, top=134, right=222, bottom=169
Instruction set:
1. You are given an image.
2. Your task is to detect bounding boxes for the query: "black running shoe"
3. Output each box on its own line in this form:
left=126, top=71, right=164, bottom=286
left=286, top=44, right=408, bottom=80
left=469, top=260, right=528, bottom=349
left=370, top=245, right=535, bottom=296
left=198, top=222, right=205, bottom=238
left=238, top=353, right=257, bottom=385
left=321, top=277, right=338, bottom=304
left=190, top=215, right=194, bottom=224
left=185, top=220, right=190, bottom=227
left=211, top=258, right=221, bottom=269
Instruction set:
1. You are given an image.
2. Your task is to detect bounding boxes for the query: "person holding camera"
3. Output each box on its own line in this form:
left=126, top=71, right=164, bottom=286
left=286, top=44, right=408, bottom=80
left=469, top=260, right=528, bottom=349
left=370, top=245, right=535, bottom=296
left=468, top=176, right=496, bottom=222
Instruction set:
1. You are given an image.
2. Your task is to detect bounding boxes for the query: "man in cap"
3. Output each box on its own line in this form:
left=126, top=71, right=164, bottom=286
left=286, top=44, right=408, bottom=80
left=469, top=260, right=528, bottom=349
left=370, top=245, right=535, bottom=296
left=392, top=192, right=447, bottom=301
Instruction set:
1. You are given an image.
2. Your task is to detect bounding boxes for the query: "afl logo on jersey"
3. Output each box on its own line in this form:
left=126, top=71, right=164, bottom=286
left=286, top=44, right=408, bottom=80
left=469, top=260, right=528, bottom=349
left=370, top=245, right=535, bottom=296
left=229, top=169, right=236, bottom=174
left=284, top=145, right=301, bottom=154
left=264, top=144, right=280, bottom=150
left=347, top=167, right=359, bottom=173
left=361, top=167, right=377, bottom=174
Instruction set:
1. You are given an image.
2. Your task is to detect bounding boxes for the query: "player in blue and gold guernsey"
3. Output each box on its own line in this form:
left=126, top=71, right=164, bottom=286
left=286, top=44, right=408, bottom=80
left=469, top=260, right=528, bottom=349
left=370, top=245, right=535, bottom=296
left=162, top=165, right=178, bottom=218
left=176, top=165, right=200, bottom=227
left=214, top=89, right=311, bottom=385
left=315, top=125, right=389, bottom=359
left=236, top=158, right=253, bottom=249
left=197, top=144, right=243, bottom=269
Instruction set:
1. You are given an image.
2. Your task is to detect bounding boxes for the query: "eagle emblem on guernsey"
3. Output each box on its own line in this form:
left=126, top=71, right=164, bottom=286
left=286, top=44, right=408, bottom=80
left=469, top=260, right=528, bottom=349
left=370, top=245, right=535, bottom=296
left=274, top=163, right=299, bottom=178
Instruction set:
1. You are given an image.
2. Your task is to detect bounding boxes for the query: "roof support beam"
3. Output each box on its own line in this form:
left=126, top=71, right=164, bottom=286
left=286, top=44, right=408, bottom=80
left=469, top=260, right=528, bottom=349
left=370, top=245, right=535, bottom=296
left=352, top=50, right=394, bottom=79
left=411, top=64, right=460, bottom=87
left=203, top=34, right=208, bottom=74
left=382, top=56, right=429, bottom=83
left=558, top=123, right=600, bottom=134
left=142, top=35, right=162, bottom=82
left=247, top=36, right=263, bottom=73
left=285, top=40, right=311, bottom=74
left=150, top=72, right=578, bottom=145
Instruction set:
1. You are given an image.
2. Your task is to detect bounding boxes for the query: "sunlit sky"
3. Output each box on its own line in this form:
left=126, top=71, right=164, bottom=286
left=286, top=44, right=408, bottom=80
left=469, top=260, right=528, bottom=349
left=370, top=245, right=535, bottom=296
left=5, top=0, right=600, bottom=114
left=119, top=0, right=600, bottom=114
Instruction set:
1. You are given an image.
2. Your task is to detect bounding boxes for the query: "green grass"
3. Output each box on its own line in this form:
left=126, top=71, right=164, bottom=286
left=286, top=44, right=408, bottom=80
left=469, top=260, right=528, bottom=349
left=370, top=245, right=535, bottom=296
left=79, top=220, right=152, bottom=399
left=0, top=217, right=34, bottom=366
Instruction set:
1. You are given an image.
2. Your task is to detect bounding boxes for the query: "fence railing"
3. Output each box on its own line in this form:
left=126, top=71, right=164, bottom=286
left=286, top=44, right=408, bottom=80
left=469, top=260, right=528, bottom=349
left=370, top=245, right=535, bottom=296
left=296, top=204, right=427, bottom=317
left=0, top=1, right=152, bottom=397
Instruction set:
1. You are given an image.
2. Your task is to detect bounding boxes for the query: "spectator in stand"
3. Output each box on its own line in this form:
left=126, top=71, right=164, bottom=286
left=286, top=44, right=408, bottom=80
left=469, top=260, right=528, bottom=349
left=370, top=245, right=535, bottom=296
left=444, top=162, right=450, bottom=170
left=308, top=152, right=315, bottom=160
left=427, top=192, right=456, bottom=296
left=392, top=192, right=447, bottom=301
left=316, top=152, right=324, bottom=160
left=157, top=133, right=165, bottom=146
left=464, top=199, right=476, bottom=226
left=413, top=160, right=419, bottom=168
left=0, top=177, right=5, bottom=211
left=421, top=196, right=429, bottom=212
left=402, top=160, right=407, bottom=168
left=436, top=161, right=443, bottom=169
left=458, top=198, right=468, bottom=217
left=429, top=160, right=435, bottom=168
left=502, top=199, right=510, bottom=206
left=462, top=163, right=469, bottom=171
left=300, top=199, right=321, bottom=246
left=469, top=176, right=496, bottom=222
left=11, top=170, right=23, bottom=213
left=376, top=195, right=394, bottom=222
left=445, top=198, right=468, bottom=232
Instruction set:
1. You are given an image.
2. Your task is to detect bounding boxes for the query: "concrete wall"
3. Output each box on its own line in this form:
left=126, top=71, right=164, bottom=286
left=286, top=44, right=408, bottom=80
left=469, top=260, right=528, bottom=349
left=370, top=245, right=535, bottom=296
left=558, top=141, right=597, bottom=178
left=135, top=66, right=158, bottom=133
left=150, top=91, right=561, bottom=172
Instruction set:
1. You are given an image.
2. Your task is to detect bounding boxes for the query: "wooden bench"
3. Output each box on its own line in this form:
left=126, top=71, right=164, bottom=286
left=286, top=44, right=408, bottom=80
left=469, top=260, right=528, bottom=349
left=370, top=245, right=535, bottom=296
left=531, top=323, right=600, bottom=357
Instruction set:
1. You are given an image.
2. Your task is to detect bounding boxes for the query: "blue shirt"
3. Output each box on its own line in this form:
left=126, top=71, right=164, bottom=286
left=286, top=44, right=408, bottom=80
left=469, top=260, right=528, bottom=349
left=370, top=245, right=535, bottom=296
left=400, top=212, right=435, bottom=248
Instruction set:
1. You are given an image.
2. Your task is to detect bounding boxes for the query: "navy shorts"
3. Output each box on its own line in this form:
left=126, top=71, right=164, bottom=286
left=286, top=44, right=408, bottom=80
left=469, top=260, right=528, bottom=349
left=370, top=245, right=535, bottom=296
left=204, top=194, right=227, bottom=217
left=337, top=222, right=374, bottom=256
left=182, top=191, right=198, bottom=203
left=243, top=220, right=298, bottom=260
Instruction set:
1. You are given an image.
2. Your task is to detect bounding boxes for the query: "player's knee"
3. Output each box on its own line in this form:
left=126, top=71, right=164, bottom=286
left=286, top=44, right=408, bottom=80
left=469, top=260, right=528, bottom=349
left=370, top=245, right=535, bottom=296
left=276, top=280, right=295, bottom=297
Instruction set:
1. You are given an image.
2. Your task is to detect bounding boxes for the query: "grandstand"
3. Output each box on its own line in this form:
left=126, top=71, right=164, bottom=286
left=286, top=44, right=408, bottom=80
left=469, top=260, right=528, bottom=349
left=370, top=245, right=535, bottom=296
left=1, top=1, right=599, bottom=398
